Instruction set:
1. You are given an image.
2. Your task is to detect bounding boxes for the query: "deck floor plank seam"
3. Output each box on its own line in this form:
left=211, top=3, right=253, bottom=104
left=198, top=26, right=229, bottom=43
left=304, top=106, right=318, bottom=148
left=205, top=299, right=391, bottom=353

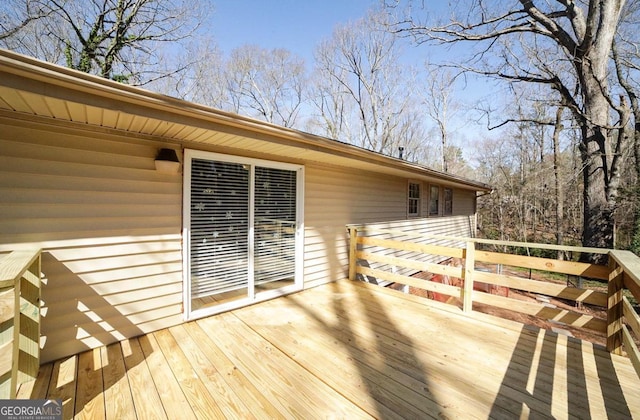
left=245, top=286, right=587, bottom=418
left=121, top=337, right=167, bottom=420
left=12, top=281, right=640, bottom=420
left=167, top=324, right=255, bottom=419
left=100, top=343, right=136, bottom=420
left=361, top=282, right=640, bottom=415
left=152, top=329, right=226, bottom=419
left=16, top=361, right=52, bottom=400
left=329, top=281, right=640, bottom=384
left=277, top=283, right=639, bottom=417
left=74, top=348, right=105, bottom=420
left=234, top=299, right=504, bottom=419
left=198, top=312, right=375, bottom=419
left=137, top=332, right=198, bottom=420
left=181, top=321, right=284, bottom=419
left=46, top=355, right=78, bottom=420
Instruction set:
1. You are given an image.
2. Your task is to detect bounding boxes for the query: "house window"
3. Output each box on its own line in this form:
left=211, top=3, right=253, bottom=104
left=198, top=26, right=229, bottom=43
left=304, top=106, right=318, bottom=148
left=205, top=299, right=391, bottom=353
left=444, top=188, right=453, bottom=215
left=408, top=182, right=420, bottom=216
left=429, top=185, right=440, bottom=216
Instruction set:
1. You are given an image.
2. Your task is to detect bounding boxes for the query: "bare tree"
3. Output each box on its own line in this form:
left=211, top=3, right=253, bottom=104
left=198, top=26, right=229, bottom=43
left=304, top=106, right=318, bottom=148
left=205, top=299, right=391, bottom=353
left=311, top=10, right=420, bottom=156
left=612, top=4, right=640, bottom=255
left=471, top=77, right=584, bottom=258
left=389, top=0, right=633, bottom=262
left=1, top=0, right=207, bottom=84
left=0, top=0, right=57, bottom=41
left=422, top=66, right=463, bottom=173
left=551, top=105, right=566, bottom=259
left=307, top=59, right=354, bottom=141
left=223, top=45, right=306, bottom=128
left=151, top=38, right=226, bottom=108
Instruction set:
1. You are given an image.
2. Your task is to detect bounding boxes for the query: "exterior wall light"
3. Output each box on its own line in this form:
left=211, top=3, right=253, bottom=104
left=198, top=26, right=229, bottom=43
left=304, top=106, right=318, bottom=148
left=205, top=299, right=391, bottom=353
left=155, top=148, right=181, bottom=173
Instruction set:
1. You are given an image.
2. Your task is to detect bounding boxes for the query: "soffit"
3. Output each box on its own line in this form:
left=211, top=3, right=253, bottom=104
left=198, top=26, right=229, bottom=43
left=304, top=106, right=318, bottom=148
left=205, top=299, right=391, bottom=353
left=0, top=51, right=492, bottom=192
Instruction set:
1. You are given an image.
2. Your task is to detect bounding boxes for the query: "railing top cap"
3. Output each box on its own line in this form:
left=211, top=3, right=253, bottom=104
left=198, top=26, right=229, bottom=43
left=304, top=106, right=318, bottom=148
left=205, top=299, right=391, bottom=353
left=348, top=225, right=609, bottom=255
left=0, top=249, right=41, bottom=288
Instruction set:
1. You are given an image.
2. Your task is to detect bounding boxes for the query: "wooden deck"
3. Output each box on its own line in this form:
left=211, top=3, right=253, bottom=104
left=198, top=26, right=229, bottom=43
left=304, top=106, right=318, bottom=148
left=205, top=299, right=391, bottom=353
left=17, top=280, right=640, bottom=419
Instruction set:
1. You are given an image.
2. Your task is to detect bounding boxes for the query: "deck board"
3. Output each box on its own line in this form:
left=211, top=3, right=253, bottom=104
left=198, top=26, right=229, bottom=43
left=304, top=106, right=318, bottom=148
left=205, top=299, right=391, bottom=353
left=16, top=280, right=640, bottom=419
left=101, top=343, right=135, bottom=420
left=181, top=322, right=282, bottom=418
left=168, top=324, right=253, bottom=419
left=138, top=333, right=196, bottom=420
left=48, top=355, right=77, bottom=419
left=153, top=328, right=226, bottom=419
left=74, top=349, right=105, bottom=420
left=121, top=338, right=167, bottom=420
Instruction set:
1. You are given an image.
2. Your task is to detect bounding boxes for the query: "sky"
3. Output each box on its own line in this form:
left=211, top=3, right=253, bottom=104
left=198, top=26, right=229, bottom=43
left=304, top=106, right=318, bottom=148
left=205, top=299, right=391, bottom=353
left=207, top=1, right=503, bottom=157
left=210, top=0, right=384, bottom=62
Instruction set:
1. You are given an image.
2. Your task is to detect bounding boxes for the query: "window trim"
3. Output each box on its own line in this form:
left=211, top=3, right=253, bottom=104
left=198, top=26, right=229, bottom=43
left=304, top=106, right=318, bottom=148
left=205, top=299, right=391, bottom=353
left=429, top=185, right=440, bottom=216
left=444, top=187, right=453, bottom=216
left=407, top=181, right=421, bottom=217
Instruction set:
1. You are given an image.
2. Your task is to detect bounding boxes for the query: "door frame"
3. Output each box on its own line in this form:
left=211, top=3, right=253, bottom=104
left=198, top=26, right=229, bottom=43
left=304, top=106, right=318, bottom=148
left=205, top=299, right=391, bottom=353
left=182, top=149, right=305, bottom=320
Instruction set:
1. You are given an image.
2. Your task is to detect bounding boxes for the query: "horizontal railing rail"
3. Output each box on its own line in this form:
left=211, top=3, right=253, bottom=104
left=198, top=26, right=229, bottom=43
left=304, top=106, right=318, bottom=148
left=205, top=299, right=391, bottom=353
left=347, top=225, right=640, bottom=379
left=608, top=250, right=640, bottom=377
left=0, top=249, right=41, bottom=399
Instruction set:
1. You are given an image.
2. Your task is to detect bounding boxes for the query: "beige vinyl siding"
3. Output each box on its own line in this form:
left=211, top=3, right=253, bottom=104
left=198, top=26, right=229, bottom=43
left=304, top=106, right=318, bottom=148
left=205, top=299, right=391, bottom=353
left=0, top=117, right=481, bottom=362
left=303, top=164, right=406, bottom=287
left=349, top=215, right=476, bottom=284
left=453, top=188, right=476, bottom=216
left=303, top=169, right=478, bottom=287
left=302, top=166, right=478, bottom=288
left=0, top=121, right=183, bottom=363
left=419, top=183, right=476, bottom=218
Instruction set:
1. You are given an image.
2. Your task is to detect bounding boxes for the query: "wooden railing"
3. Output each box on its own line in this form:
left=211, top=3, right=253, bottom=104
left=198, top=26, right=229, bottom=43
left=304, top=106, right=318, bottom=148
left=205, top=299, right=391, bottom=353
left=608, top=250, right=640, bottom=376
left=0, top=249, right=41, bottom=399
left=347, top=225, right=640, bottom=378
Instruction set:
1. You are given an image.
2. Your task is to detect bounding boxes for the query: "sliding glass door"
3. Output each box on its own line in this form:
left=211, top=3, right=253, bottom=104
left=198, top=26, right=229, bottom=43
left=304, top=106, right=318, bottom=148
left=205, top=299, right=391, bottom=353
left=254, top=166, right=298, bottom=289
left=183, top=150, right=303, bottom=318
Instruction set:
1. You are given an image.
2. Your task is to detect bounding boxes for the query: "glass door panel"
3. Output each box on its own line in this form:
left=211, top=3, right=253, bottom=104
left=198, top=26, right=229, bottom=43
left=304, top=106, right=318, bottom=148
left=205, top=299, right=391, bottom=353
left=189, top=159, right=249, bottom=310
left=254, top=166, right=297, bottom=292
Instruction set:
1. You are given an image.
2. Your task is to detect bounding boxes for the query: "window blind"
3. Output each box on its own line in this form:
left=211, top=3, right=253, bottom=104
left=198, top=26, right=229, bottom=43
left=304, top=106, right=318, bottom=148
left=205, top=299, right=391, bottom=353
left=254, top=166, right=297, bottom=285
left=189, top=159, right=249, bottom=298
left=408, top=182, right=420, bottom=216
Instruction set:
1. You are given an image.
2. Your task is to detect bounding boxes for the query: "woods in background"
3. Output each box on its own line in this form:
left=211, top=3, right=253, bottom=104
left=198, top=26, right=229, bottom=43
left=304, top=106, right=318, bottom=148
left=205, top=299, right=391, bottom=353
left=1, top=0, right=639, bottom=255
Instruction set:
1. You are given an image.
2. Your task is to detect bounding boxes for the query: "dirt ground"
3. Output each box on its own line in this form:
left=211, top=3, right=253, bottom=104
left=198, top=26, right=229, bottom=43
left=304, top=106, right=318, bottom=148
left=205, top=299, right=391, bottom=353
left=390, top=263, right=609, bottom=347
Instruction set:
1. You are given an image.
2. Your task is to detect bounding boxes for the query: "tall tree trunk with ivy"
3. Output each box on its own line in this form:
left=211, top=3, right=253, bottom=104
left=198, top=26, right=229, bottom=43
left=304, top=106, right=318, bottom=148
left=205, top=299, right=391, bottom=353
left=1, top=0, right=205, bottom=85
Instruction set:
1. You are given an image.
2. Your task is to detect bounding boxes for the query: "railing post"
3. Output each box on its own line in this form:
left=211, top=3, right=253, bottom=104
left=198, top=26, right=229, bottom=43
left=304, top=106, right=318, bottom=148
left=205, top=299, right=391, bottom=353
left=348, top=227, right=357, bottom=281
left=18, top=256, right=41, bottom=383
left=0, top=282, right=20, bottom=399
left=463, top=241, right=475, bottom=313
left=607, top=253, right=624, bottom=355
left=0, top=250, right=42, bottom=398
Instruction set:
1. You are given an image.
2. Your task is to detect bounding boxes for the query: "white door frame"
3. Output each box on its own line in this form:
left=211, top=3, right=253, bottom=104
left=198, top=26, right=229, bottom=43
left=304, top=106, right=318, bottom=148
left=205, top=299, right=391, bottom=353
left=182, top=149, right=304, bottom=320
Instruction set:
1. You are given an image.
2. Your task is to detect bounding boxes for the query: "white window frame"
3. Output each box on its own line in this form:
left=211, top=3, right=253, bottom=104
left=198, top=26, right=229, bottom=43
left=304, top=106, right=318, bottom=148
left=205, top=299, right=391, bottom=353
left=407, top=181, right=421, bottom=217
left=429, top=184, right=440, bottom=216
left=182, top=149, right=305, bottom=320
left=444, top=187, right=453, bottom=216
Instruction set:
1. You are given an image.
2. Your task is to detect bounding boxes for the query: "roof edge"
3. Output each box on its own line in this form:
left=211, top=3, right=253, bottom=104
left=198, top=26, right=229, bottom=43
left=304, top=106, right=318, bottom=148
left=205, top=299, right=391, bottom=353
left=0, top=49, right=493, bottom=192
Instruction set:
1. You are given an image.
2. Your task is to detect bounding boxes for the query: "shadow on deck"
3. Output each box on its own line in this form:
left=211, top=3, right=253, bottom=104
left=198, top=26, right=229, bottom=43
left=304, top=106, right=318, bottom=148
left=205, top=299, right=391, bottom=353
left=17, top=280, right=640, bottom=419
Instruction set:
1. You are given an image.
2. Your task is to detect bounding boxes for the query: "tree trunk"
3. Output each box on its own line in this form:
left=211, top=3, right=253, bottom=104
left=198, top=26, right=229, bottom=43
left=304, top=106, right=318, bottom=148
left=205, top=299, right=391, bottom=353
left=553, top=106, right=565, bottom=260
left=577, top=8, right=622, bottom=263
left=629, top=99, right=640, bottom=255
left=580, top=125, right=614, bottom=260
